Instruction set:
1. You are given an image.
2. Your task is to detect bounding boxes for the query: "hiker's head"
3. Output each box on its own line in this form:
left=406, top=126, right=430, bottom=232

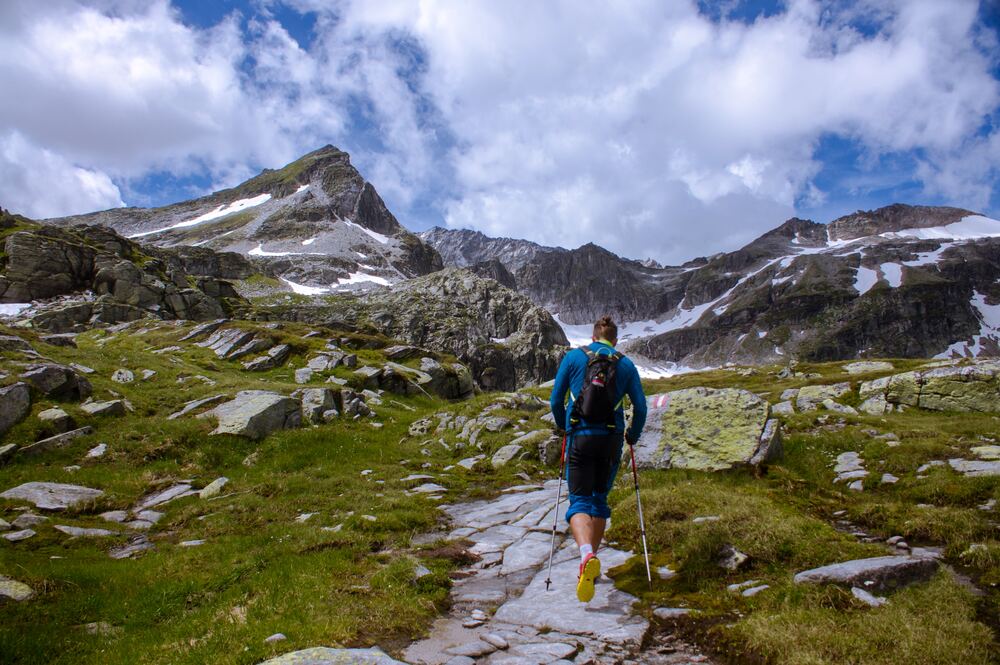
left=592, top=315, right=618, bottom=345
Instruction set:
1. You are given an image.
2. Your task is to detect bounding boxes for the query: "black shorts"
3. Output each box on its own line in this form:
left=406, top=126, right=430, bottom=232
left=567, top=433, right=620, bottom=500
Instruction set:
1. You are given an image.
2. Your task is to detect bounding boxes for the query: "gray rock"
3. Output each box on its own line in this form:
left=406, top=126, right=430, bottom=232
left=12, top=513, right=47, bottom=528
left=109, top=535, right=154, bottom=559
left=80, top=400, right=126, bottom=417
left=294, top=367, right=314, bottom=384
left=179, top=539, right=205, bottom=547
left=741, top=584, right=770, bottom=597
left=796, top=383, right=851, bottom=411
left=244, top=344, right=292, bottom=371
left=881, top=473, right=899, bottom=484
left=0, top=575, right=34, bottom=602
left=111, top=368, right=134, bottom=383
left=482, top=416, right=511, bottom=432
left=653, top=607, right=695, bottom=619
left=264, top=633, right=287, bottom=643
left=0, top=443, right=17, bottom=464
left=256, top=647, right=407, bottom=664
left=0, top=382, right=31, bottom=438
left=203, top=391, right=302, bottom=440
left=410, top=483, right=447, bottom=495
left=793, top=555, right=938, bottom=592
left=99, top=510, right=129, bottom=523
left=772, top=400, right=795, bottom=415
left=134, top=510, right=163, bottom=523
left=179, top=319, right=227, bottom=342
left=38, top=407, right=75, bottom=433
left=140, top=369, right=157, bottom=381
left=299, top=388, right=341, bottom=425
left=135, top=483, right=194, bottom=510
left=199, top=477, right=228, bottom=499
left=0, top=481, right=103, bottom=510
left=353, top=366, right=382, bottom=390
left=167, top=394, right=227, bottom=420
left=822, top=398, right=858, bottom=416
left=480, top=633, right=509, bottom=650
left=445, top=642, right=496, bottom=658
left=0, top=518, right=9, bottom=531
left=0, top=335, right=33, bottom=352
left=844, top=361, right=894, bottom=375
left=3, top=529, right=36, bottom=542
left=718, top=544, right=749, bottom=571
left=948, top=458, right=1000, bottom=477
left=196, top=328, right=256, bottom=358
left=851, top=586, right=888, bottom=607
left=457, top=455, right=485, bottom=470
left=492, top=444, right=523, bottom=468
left=54, top=525, right=116, bottom=538
left=19, top=364, right=92, bottom=400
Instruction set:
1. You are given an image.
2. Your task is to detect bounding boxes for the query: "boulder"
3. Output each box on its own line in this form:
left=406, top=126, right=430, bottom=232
left=196, top=328, right=257, bottom=358
left=179, top=318, right=227, bottom=342
left=633, top=388, right=782, bottom=470
left=491, top=444, right=523, bottom=468
left=0, top=382, right=31, bottom=438
left=0, top=335, right=33, bottom=352
left=793, top=555, right=938, bottom=592
left=37, top=407, right=75, bottom=434
left=796, top=383, right=851, bottom=411
left=17, top=426, right=94, bottom=457
left=858, top=362, right=1000, bottom=413
left=199, top=477, right=229, bottom=499
left=0, top=481, right=103, bottom=511
left=299, top=388, right=342, bottom=424
left=204, top=391, right=302, bottom=440
left=538, top=434, right=563, bottom=466
left=294, top=368, right=314, bottom=384
left=19, top=364, right=92, bottom=400
left=80, top=400, right=126, bottom=417
left=244, top=343, right=292, bottom=371
left=418, top=357, right=475, bottom=399
left=353, top=366, right=381, bottom=390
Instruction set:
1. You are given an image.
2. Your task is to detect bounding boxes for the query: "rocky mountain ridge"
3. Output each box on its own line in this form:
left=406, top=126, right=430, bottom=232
left=422, top=204, right=1000, bottom=371
left=48, top=146, right=443, bottom=292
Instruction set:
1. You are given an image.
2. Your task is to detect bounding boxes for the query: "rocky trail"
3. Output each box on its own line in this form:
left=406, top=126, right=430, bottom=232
left=401, top=481, right=715, bottom=665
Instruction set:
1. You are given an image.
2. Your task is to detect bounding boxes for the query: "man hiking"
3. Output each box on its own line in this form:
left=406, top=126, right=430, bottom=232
left=549, top=315, right=647, bottom=603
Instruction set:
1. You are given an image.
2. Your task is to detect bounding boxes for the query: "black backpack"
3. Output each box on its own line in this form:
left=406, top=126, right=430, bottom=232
left=570, top=347, right=622, bottom=430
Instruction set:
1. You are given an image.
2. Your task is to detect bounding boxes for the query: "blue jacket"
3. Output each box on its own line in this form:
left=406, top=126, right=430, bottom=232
left=550, top=340, right=647, bottom=441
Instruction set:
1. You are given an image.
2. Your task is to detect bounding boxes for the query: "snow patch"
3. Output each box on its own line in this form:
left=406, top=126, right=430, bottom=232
left=129, top=193, right=271, bottom=238
left=902, top=242, right=955, bottom=267
left=344, top=220, right=390, bottom=245
left=281, top=278, right=329, bottom=296
left=337, top=272, right=391, bottom=287
left=880, top=263, right=903, bottom=288
left=936, top=290, right=1000, bottom=359
left=302, top=237, right=317, bottom=246
left=882, top=215, right=1000, bottom=241
left=854, top=266, right=879, bottom=295
left=295, top=184, right=309, bottom=194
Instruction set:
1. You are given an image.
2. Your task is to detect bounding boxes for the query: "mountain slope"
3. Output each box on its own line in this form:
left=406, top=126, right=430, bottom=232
left=48, top=146, right=442, bottom=291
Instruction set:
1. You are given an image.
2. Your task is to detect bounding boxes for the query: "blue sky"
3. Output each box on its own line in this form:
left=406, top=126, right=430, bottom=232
left=1, top=0, right=998, bottom=264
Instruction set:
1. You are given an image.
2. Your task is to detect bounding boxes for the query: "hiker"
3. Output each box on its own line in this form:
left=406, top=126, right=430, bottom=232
left=549, top=315, right=647, bottom=602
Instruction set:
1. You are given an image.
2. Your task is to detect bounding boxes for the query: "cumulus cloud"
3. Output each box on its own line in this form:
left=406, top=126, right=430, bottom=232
left=0, top=0, right=997, bottom=264
left=0, top=131, right=124, bottom=218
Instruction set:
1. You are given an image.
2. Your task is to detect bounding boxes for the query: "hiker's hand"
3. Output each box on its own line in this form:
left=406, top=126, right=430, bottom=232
left=554, top=428, right=567, bottom=438
left=625, top=433, right=638, bottom=447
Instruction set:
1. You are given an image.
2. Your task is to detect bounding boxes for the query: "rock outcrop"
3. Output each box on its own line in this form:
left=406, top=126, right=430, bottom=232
left=203, top=391, right=302, bottom=440
left=0, top=222, right=248, bottom=331
left=859, top=360, right=1000, bottom=413
left=633, top=388, right=782, bottom=470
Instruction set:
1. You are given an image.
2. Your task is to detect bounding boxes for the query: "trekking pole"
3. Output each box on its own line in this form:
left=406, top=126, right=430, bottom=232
left=544, top=434, right=568, bottom=591
left=629, top=443, right=653, bottom=590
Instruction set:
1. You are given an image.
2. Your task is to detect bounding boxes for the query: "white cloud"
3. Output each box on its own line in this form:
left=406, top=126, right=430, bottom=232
left=0, top=131, right=124, bottom=218
left=0, top=0, right=997, bottom=264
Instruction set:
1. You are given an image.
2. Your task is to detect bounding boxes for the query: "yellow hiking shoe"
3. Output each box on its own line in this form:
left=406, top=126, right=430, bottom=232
left=576, top=553, right=601, bottom=603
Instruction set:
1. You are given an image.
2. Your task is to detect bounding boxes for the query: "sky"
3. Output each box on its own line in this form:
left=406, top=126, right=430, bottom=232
left=0, top=0, right=998, bottom=265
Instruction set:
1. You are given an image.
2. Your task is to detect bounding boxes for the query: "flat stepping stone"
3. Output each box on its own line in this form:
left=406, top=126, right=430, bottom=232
left=0, top=482, right=103, bottom=511
left=3, top=529, right=35, bottom=542
left=256, top=647, right=406, bottom=664
left=17, top=427, right=95, bottom=457
left=55, top=525, right=117, bottom=538
left=0, top=575, right=34, bottom=602
left=794, top=555, right=938, bottom=592
left=135, top=484, right=194, bottom=510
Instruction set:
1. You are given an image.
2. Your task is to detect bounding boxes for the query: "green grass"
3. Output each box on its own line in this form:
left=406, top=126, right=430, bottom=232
left=0, top=320, right=555, bottom=664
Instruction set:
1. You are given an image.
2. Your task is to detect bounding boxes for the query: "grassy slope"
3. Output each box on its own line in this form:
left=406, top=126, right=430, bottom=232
left=604, top=362, right=1000, bottom=665
left=2, top=330, right=999, bottom=664
left=0, top=321, right=553, bottom=664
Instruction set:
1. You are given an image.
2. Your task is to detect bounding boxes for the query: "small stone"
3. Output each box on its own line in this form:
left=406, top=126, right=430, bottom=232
left=653, top=607, right=694, bottom=619
left=742, top=584, right=770, bottom=597
left=198, top=477, right=228, bottom=499
left=109, top=535, right=154, bottom=559
left=140, top=369, right=157, bottom=381
left=100, top=511, right=128, bottom=523
left=134, top=510, right=163, bottom=523
left=295, top=513, right=317, bottom=523
left=692, top=515, right=720, bottom=524
left=480, top=633, right=509, bottom=649
left=54, top=525, right=116, bottom=538
left=727, top=579, right=761, bottom=593
left=0, top=575, right=34, bottom=602
left=86, top=443, right=108, bottom=458
left=895, top=541, right=909, bottom=550
left=3, top=529, right=36, bottom=542
left=851, top=586, right=888, bottom=607
left=12, top=513, right=48, bottom=528
left=718, top=544, right=748, bottom=571
left=848, top=480, right=864, bottom=491
left=362, top=515, right=377, bottom=522
left=657, top=565, right=677, bottom=580
left=413, top=564, right=432, bottom=579
left=111, top=369, right=134, bottom=383
left=880, top=473, right=899, bottom=484
left=179, top=539, right=205, bottom=547
left=462, top=618, right=484, bottom=628
left=470, top=609, right=488, bottom=621
left=80, top=400, right=126, bottom=417
left=264, top=633, right=287, bottom=643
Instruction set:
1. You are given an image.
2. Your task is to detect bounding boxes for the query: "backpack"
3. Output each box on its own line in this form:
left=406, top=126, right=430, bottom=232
left=570, top=347, right=622, bottom=430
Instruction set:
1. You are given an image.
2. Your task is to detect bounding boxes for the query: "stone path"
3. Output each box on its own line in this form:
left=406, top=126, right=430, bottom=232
left=403, top=481, right=715, bottom=665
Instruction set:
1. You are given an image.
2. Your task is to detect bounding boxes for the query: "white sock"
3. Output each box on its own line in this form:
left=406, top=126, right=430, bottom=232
left=579, top=543, right=593, bottom=562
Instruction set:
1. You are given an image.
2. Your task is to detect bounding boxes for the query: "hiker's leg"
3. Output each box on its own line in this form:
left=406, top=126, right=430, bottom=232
left=589, top=517, right=606, bottom=551
left=570, top=513, right=594, bottom=547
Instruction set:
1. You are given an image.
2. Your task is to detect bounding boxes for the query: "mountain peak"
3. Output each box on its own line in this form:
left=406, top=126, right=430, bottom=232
left=827, top=203, right=978, bottom=241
